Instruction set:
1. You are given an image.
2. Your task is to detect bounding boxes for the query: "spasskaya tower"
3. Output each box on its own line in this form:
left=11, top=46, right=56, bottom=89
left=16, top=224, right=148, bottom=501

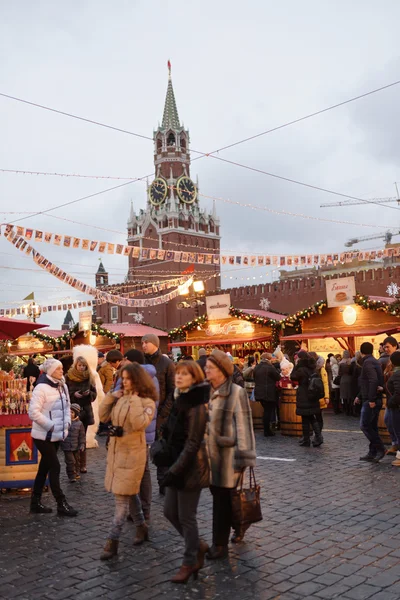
left=124, top=61, right=221, bottom=329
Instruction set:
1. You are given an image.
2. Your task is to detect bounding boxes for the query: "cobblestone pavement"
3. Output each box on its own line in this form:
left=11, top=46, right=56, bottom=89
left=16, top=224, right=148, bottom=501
left=1, top=413, right=400, bottom=600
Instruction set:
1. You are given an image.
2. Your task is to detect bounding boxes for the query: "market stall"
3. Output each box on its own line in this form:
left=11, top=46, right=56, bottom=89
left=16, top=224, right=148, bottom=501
left=280, top=296, right=400, bottom=440
left=0, top=318, right=48, bottom=489
left=168, top=307, right=287, bottom=358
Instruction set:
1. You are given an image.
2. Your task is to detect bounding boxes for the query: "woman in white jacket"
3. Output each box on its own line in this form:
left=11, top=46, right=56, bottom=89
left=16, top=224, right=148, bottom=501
left=330, top=355, right=342, bottom=414
left=28, top=358, right=78, bottom=516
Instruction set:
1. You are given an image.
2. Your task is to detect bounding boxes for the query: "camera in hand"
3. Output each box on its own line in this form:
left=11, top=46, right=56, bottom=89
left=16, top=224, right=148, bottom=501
left=108, top=425, right=124, bottom=437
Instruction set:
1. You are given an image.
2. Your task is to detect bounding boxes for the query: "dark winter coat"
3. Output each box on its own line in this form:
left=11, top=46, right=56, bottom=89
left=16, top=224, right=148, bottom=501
left=61, top=418, right=86, bottom=452
left=338, top=360, right=353, bottom=400
left=386, top=369, right=400, bottom=409
left=359, top=355, right=384, bottom=406
left=196, top=354, right=207, bottom=375
left=291, top=358, right=320, bottom=416
left=253, top=360, right=280, bottom=403
left=350, top=360, right=362, bottom=400
left=232, top=364, right=245, bottom=388
left=145, top=350, right=175, bottom=432
left=65, top=377, right=97, bottom=428
left=162, top=383, right=210, bottom=491
left=23, top=362, right=40, bottom=392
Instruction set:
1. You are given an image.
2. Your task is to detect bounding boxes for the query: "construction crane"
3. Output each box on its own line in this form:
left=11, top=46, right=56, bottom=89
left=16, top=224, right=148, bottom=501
left=320, top=197, right=400, bottom=208
left=345, top=230, right=400, bottom=248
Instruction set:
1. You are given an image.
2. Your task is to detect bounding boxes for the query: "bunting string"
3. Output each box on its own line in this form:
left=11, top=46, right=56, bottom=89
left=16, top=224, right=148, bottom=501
left=4, top=231, right=193, bottom=308
left=2, top=224, right=398, bottom=268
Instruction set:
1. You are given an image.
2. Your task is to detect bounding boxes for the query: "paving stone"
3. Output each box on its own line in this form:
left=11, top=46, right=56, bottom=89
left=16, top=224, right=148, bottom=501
left=1, top=414, right=400, bottom=600
left=342, top=583, right=382, bottom=599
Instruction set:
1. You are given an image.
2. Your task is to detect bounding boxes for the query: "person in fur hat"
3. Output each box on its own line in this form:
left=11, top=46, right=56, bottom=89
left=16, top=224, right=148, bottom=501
left=205, top=349, right=256, bottom=559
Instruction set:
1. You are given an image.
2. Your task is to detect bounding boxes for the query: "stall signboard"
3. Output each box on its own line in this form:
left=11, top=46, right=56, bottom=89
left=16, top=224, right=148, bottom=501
left=10, top=334, right=54, bottom=354
left=206, top=294, right=231, bottom=321
left=187, top=317, right=271, bottom=343
left=79, top=310, right=92, bottom=332
left=325, top=277, right=356, bottom=308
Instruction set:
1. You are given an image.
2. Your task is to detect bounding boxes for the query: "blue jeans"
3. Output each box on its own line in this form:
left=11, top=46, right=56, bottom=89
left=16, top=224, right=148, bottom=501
left=384, top=408, right=400, bottom=446
left=360, top=403, right=385, bottom=456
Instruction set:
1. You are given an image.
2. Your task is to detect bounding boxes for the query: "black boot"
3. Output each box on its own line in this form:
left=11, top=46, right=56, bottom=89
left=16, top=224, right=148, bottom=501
left=312, top=421, right=324, bottom=447
left=57, top=498, right=78, bottom=517
left=300, top=420, right=311, bottom=446
left=30, top=493, right=52, bottom=514
left=206, top=545, right=229, bottom=560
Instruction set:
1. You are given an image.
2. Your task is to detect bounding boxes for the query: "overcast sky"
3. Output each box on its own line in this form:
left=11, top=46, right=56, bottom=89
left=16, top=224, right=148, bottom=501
left=1, top=0, right=400, bottom=328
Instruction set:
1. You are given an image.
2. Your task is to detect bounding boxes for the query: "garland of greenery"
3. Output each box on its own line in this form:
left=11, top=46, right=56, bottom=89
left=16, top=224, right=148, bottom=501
left=355, top=293, right=400, bottom=316
left=32, top=322, right=121, bottom=350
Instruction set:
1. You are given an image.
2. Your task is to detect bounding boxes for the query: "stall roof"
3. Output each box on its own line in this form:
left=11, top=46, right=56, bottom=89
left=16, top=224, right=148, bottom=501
left=281, top=325, right=400, bottom=341
left=169, top=335, right=272, bottom=348
left=38, top=328, right=64, bottom=338
left=240, top=308, right=287, bottom=320
left=101, top=323, right=168, bottom=337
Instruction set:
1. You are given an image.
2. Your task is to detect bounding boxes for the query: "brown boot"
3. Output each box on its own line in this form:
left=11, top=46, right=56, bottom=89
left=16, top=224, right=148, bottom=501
left=80, top=449, right=87, bottom=473
left=171, top=564, right=199, bottom=584
left=197, top=539, right=209, bottom=569
left=100, top=539, right=118, bottom=560
left=133, top=522, right=149, bottom=546
left=386, top=445, right=399, bottom=455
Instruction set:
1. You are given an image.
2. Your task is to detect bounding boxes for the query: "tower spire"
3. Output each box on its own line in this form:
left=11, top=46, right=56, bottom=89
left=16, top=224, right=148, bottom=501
left=162, top=60, right=180, bottom=129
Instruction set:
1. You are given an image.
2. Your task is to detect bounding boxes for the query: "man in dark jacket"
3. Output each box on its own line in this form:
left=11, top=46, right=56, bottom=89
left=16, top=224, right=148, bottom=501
left=379, top=336, right=398, bottom=370
left=356, top=342, right=385, bottom=462
left=196, top=348, right=207, bottom=374
left=253, top=353, right=280, bottom=436
left=142, top=333, right=175, bottom=493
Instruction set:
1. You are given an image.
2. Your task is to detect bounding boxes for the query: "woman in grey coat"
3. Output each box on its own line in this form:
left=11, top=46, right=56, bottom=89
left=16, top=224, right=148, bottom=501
left=339, top=351, right=353, bottom=416
left=204, top=349, right=256, bottom=560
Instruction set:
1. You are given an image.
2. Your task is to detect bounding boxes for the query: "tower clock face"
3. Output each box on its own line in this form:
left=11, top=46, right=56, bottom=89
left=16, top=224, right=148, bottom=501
left=149, top=178, right=168, bottom=206
left=176, top=176, right=197, bottom=204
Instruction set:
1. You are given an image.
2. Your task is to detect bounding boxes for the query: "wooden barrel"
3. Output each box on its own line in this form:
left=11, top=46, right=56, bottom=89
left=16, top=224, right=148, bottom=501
left=250, top=401, right=264, bottom=430
left=280, top=388, right=302, bottom=437
left=378, top=397, right=392, bottom=446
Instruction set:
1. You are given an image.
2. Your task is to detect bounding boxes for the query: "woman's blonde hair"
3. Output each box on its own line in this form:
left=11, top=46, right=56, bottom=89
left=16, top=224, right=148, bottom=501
left=175, top=360, right=205, bottom=385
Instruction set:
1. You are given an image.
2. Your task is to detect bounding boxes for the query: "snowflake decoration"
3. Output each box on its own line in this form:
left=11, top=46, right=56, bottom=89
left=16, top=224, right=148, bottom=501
left=387, top=282, right=400, bottom=298
left=132, top=312, right=145, bottom=324
left=259, top=297, right=271, bottom=311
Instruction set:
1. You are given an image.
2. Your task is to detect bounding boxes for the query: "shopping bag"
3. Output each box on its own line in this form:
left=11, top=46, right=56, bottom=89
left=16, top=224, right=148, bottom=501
left=231, top=467, right=263, bottom=537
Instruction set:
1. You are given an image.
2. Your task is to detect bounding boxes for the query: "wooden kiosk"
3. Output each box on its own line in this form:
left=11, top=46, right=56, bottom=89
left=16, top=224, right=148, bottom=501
left=280, top=296, right=400, bottom=440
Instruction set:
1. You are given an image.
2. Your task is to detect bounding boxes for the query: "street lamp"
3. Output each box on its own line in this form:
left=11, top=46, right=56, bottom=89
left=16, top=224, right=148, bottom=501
left=177, top=279, right=205, bottom=316
left=26, top=302, right=42, bottom=323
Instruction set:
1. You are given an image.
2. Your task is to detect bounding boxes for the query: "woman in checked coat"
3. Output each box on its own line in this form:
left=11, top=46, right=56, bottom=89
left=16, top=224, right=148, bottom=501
left=204, top=349, right=256, bottom=560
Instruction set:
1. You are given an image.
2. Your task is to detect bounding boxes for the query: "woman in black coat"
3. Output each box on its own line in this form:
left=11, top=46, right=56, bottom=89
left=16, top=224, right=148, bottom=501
left=291, top=351, right=323, bottom=447
left=161, top=361, right=210, bottom=584
left=253, top=354, right=281, bottom=436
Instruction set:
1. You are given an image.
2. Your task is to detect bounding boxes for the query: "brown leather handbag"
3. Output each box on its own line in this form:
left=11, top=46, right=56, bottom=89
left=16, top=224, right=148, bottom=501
left=231, top=467, right=263, bottom=537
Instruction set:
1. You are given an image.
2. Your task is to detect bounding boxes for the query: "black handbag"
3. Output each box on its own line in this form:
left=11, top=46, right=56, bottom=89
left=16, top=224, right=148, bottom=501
left=150, top=438, right=179, bottom=467
left=150, top=409, right=182, bottom=468
left=333, top=375, right=341, bottom=386
left=231, top=467, right=263, bottom=537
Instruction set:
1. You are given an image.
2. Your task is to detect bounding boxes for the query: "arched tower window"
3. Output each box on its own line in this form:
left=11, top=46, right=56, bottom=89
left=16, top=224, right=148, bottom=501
left=156, top=137, right=162, bottom=153
left=167, top=132, right=176, bottom=147
left=163, top=215, right=168, bottom=228
left=179, top=212, right=185, bottom=228
left=209, top=219, right=215, bottom=233
left=180, top=135, right=186, bottom=151
left=188, top=215, right=195, bottom=229
left=199, top=217, right=206, bottom=232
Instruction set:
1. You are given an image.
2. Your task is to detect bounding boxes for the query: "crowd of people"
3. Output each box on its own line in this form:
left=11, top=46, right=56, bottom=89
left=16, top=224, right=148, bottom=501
left=27, top=336, right=256, bottom=583
left=25, top=333, right=400, bottom=583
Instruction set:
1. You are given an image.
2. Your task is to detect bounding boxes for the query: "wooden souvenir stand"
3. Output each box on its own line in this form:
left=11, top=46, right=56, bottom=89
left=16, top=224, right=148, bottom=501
left=0, top=374, right=38, bottom=489
left=280, top=298, right=400, bottom=439
left=168, top=308, right=289, bottom=431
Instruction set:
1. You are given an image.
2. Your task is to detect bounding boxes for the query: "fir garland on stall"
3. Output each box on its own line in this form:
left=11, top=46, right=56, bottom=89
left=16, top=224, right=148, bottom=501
left=32, top=323, right=121, bottom=350
left=354, top=294, right=400, bottom=316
